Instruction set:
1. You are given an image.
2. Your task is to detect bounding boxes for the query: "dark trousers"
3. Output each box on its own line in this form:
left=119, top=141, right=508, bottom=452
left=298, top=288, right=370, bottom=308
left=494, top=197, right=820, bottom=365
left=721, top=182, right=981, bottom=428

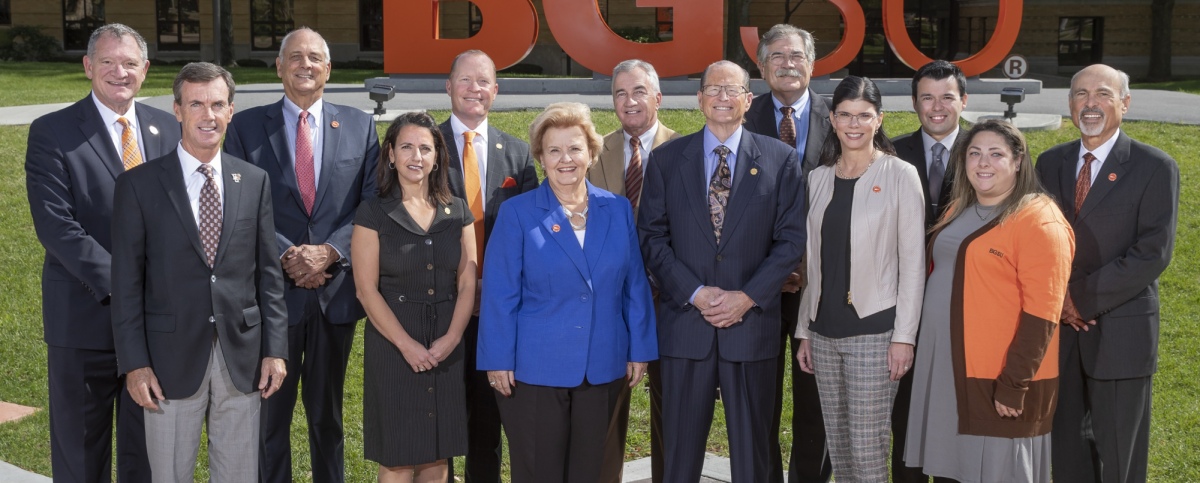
left=449, top=316, right=504, bottom=483
left=260, top=296, right=357, bottom=483
left=1052, top=335, right=1153, bottom=483
left=598, top=360, right=663, bottom=483
left=497, top=378, right=624, bottom=483
left=47, top=345, right=149, bottom=483
left=891, top=346, right=927, bottom=483
left=769, top=334, right=833, bottom=483
left=661, top=339, right=776, bottom=483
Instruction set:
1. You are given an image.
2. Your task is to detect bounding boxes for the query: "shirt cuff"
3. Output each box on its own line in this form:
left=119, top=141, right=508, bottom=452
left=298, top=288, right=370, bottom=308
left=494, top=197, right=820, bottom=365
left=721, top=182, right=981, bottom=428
left=689, top=286, right=704, bottom=305
left=326, top=243, right=349, bottom=268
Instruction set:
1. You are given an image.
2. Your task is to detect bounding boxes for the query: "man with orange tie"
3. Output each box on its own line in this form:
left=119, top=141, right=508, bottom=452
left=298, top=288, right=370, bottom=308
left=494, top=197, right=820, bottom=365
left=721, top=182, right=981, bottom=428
left=25, top=23, right=180, bottom=482
left=439, top=49, right=539, bottom=483
left=587, top=58, right=681, bottom=483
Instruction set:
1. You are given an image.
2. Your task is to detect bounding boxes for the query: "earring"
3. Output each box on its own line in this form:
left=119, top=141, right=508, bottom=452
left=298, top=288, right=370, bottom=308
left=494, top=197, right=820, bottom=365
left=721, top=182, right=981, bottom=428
left=432, top=163, right=439, bottom=171
left=388, top=161, right=395, bottom=170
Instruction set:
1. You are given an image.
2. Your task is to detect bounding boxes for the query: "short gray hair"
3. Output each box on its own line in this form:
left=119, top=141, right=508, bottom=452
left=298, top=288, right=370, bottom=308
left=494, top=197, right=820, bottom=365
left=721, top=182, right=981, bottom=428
left=173, top=62, right=236, bottom=105
left=756, top=24, right=816, bottom=69
left=278, top=27, right=331, bottom=65
left=1070, top=65, right=1131, bottom=99
left=612, top=59, right=661, bottom=95
left=700, top=60, right=751, bottom=91
left=87, top=23, right=148, bottom=63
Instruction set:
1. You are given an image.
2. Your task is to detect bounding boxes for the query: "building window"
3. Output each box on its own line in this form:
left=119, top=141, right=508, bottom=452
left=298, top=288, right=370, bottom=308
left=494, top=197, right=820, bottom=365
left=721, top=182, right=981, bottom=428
left=63, top=0, right=105, bottom=51
left=468, top=4, right=481, bottom=37
left=655, top=7, right=672, bottom=40
left=959, top=17, right=992, bottom=56
left=157, top=0, right=200, bottom=51
left=1058, top=17, right=1103, bottom=67
left=251, top=0, right=293, bottom=51
left=359, top=0, right=381, bottom=51
left=1, top=0, right=12, bottom=26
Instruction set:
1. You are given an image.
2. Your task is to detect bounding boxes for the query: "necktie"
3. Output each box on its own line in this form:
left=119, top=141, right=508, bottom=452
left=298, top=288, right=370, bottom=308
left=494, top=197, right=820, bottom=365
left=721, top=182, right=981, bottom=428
left=116, top=117, right=142, bottom=171
left=779, top=106, right=797, bottom=147
left=709, top=146, right=732, bottom=244
left=197, top=164, right=223, bottom=269
left=626, top=136, right=644, bottom=212
left=463, top=131, right=486, bottom=276
left=929, top=142, right=947, bottom=203
left=1075, top=152, right=1096, bottom=215
left=295, top=111, right=316, bottom=215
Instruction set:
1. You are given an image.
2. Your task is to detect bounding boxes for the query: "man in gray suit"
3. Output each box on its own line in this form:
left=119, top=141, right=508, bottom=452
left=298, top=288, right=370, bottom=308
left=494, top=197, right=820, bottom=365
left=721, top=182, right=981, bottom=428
left=112, top=62, right=289, bottom=482
left=639, top=60, right=806, bottom=483
left=741, top=24, right=833, bottom=483
left=224, top=27, right=379, bottom=483
left=440, top=49, right=539, bottom=483
left=1037, top=64, right=1179, bottom=483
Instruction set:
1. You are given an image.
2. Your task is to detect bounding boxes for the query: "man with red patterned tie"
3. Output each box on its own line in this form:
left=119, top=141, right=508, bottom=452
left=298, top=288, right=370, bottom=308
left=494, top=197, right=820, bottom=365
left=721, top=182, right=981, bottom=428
left=587, top=58, right=682, bottom=483
left=224, top=27, right=380, bottom=483
left=438, top=50, right=539, bottom=483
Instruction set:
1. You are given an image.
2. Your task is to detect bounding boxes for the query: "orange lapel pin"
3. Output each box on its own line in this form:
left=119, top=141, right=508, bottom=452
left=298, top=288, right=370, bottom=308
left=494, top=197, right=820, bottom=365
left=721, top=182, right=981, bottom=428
left=331, top=121, right=340, bottom=128
left=872, top=186, right=881, bottom=193
left=552, top=224, right=561, bottom=232
left=1109, top=173, right=1117, bottom=181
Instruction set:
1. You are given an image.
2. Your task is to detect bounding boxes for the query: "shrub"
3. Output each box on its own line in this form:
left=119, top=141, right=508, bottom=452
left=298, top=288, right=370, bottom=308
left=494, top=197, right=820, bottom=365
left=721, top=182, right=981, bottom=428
left=499, top=63, right=543, bottom=75
left=235, top=58, right=269, bottom=67
left=332, top=59, right=383, bottom=70
left=0, top=25, right=64, bottom=62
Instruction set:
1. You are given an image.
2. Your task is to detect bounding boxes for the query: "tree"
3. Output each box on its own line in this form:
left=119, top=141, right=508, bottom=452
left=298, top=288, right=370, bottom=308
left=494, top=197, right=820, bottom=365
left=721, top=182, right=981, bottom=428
left=725, top=0, right=755, bottom=70
left=783, top=0, right=805, bottom=24
left=1148, top=0, right=1174, bottom=81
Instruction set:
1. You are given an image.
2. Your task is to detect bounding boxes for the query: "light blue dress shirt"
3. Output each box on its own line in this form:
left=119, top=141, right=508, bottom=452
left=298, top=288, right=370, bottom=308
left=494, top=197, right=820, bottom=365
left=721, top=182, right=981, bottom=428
left=690, top=125, right=745, bottom=304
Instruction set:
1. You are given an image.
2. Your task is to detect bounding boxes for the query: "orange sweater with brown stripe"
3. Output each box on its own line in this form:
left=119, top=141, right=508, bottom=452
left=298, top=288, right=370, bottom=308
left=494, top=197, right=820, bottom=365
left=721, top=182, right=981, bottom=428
left=931, top=196, right=1075, bottom=438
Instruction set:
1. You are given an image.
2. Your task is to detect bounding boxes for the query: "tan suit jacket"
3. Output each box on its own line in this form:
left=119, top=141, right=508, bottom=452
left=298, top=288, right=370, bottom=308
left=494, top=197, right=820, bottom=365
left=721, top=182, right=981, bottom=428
left=588, top=121, right=681, bottom=217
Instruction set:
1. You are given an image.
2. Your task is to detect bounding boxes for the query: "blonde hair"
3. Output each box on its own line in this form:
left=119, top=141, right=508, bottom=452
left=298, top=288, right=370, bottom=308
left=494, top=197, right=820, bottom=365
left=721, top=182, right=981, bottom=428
left=529, top=102, right=604, bottom=165
left=933, top=119, right=1046, bottom=232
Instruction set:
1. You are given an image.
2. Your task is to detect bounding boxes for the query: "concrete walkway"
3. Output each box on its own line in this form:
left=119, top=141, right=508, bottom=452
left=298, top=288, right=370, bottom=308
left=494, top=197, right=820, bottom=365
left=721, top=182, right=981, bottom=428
left=1, top=83, right=1198, bottom=126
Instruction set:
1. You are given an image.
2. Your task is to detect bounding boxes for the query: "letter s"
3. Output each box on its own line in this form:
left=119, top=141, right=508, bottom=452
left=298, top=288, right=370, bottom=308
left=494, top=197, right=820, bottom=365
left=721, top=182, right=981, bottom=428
left=740, top=0, right=865, bottom=77
left=384, top=0, right=539, bottom=74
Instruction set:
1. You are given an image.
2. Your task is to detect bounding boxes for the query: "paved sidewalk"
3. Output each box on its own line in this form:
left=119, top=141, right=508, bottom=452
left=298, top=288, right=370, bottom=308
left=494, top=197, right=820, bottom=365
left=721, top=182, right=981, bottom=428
left=0, top=461, right=50, bottom=483
left=2, top=83, right=1198, bottom=126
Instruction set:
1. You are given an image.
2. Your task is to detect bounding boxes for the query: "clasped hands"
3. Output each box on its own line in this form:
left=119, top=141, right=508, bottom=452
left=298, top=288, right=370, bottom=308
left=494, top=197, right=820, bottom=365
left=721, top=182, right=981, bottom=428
left=126, top=357, right=287, bottom=410
left=397, top=333, right=460, bottom=374
left=694, top=286, right=754, bottom=328
left=282, top=244, right=338, bottom=289
left=1060, top=293, right=1096, bottom=332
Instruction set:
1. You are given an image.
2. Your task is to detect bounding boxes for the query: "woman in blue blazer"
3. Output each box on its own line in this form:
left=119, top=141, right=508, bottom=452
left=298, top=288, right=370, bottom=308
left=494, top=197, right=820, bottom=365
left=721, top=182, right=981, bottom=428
left=477, top=102, right=658, bottom=483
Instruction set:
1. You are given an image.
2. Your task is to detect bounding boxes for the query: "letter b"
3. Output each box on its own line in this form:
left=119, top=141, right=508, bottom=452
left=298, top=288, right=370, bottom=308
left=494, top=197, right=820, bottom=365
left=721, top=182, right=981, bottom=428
left=384, top=0, right=539, bottom=74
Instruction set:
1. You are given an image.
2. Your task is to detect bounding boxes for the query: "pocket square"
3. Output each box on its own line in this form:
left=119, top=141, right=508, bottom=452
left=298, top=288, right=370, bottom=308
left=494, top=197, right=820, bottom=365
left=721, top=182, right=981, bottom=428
left=501, top=177, right=517, bottom=188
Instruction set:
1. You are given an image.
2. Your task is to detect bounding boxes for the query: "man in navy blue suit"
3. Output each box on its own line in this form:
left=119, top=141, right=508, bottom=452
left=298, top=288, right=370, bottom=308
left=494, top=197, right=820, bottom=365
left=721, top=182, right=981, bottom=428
left=223, top=27, right=379, bottom=483
left=25, top=23, right=180, bottom=483
left=638, top=60, right=806, bottom=483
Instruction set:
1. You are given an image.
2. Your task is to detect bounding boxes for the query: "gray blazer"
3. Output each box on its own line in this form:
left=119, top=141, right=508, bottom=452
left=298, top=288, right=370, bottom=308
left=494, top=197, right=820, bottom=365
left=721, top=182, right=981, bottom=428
left=1035, top=131, right=1179, bottom=380
left=439, top=120, right=539, bottom=249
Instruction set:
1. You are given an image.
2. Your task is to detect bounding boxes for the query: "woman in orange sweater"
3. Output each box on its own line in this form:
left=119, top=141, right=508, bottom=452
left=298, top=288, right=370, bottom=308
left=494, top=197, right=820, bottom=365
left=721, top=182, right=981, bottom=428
left=903, top=120, right=1074, bottom=483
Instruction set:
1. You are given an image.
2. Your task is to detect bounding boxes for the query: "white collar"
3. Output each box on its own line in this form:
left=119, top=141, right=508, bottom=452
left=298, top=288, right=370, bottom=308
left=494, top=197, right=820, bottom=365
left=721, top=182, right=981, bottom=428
left=178, top=143, right=223, bottom=177
left=622, top=122, right=659, bottom=149
left=450, top=113, right=488, bottom=143
left=920, top=126, right=959, bottom=153
left=1078, top=129, right=1122, bottom=163
left=771, top=90, right=811, bottom=113
left=91, top=92, right=137, bottom=127
left=283, top=96, right=323, bottom=124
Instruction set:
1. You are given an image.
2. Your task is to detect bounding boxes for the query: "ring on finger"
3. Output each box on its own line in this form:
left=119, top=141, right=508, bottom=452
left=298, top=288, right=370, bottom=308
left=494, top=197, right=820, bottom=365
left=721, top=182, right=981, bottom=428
left=489, top=381, right=497, bottom=386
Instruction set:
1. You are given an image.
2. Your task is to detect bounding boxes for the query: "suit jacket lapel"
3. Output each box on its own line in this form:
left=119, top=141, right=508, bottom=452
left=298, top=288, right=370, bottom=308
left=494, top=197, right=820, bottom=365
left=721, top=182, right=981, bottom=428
left=803, top=90, right=831, bottom=169
left=312, top=103, right=341, bottom=214
left=681, top=134, right=718, bottom=251
left=77, top=98, right=126, bottom=181
left=582, top=184, right=611, bottom=282
left=651, top=122, right=677, bottom=148
left=718, top=130, right=761, bottom=251
left=1060, top=140, right=1082, bottom=221
left=213, top=154, right=244, bottom=267
left=136, top=104, right=171, bottom=161
left=157, top=154, right=209, bottom=264
left=485, top=126, right=506, bottom=198
left=536, top=184, right=591, bottom=283
left=441, top=122, right=467, bottom=199
left=264, top=100, right=307, bottom=214
left=598, top=131, right=626, bottom=195
left=1077, top=133, right=1131, bottom=221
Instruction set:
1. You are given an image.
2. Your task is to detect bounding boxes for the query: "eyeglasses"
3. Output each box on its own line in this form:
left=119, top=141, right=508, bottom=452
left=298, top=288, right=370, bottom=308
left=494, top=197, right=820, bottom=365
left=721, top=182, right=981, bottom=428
left=701, top=85, right=749, bottom=98
left=767, top=52, right=808, bottom=66
left=833, top=111, right=878, bottom=125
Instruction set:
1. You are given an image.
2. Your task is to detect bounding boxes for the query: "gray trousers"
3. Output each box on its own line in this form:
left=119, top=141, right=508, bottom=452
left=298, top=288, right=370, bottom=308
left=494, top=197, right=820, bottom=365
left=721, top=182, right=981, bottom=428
left=144, top=338, right=260, bottom=483
left=811, top=331, right=898, bottom=483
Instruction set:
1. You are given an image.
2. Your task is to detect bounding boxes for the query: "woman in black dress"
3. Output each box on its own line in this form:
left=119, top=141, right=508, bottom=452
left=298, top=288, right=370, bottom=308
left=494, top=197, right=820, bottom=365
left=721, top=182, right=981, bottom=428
left=351, top=112, right=478, bottom=483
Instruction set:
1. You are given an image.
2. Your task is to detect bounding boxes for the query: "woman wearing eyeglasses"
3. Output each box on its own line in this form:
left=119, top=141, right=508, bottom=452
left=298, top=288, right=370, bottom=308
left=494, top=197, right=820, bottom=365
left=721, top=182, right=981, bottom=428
left=795, top=76, right=926, bottom=482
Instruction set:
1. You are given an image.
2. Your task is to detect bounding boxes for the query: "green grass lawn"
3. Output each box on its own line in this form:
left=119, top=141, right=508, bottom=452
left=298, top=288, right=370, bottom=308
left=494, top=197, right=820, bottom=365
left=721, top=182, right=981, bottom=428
left=1, top=110, right=1198, bottom=481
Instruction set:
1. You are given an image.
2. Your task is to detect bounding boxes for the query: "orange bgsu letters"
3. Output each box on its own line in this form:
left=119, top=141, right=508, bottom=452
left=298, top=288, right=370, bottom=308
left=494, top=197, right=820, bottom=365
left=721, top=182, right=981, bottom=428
left=384, top=0, right=539, bottom=74
left=882, top=0, right=1022, bottom=77
left=741, top=0, right=864, bottom=77
left=542, top=0, right=724, bottom=78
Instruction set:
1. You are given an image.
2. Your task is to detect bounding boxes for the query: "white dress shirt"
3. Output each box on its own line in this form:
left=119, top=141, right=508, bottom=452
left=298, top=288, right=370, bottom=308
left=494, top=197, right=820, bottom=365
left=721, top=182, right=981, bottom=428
left=91, top=93, right=147, bottom=164
left=282, top=96, right=325, bottom=187
left=621, top=122, right=659, bottom=176
left=920, top=126, right=959, bottom=174
left=1076, top=129, right=1121, bottom=186
left=450, top=114, right=490, bottom=210
left=178, top=144, right=225, bottom=227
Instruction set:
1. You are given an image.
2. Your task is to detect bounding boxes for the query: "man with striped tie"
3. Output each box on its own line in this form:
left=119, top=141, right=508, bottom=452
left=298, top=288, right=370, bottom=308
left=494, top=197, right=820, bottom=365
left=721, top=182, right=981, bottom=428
left=439, top=49, right=539, bottom=483
left=25, top=23, right=180, bottom=483
left=587, top=58, right=681, bottom=483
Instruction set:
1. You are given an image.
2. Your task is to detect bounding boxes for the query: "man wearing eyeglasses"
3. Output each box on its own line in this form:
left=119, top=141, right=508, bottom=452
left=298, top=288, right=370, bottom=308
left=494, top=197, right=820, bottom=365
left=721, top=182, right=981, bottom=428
left=638, top=60, right=806, bottom=483
left=742, top=24, right=834, bottom=483
left=588, top=58, right=682, bottom=483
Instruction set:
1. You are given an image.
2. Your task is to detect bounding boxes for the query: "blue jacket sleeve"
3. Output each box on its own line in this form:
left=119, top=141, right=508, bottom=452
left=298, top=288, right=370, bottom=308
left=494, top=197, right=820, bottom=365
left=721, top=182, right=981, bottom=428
left=476, top=201, right=523, bottom=371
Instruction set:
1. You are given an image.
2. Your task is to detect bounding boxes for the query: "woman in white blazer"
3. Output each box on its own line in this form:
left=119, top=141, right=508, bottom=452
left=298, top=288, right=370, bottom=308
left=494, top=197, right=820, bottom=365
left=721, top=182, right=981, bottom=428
left=795, top=76, right=927, bottom=482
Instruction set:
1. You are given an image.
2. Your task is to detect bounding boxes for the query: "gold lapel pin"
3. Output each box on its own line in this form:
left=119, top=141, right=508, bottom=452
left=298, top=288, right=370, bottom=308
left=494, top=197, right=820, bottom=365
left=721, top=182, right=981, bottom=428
left=750, top=168, right=758, bottom=175
left=444, top=207, right=451, bottom=214
left=149, top=125, right=159, bottom=135
left=496, top=143, right=503, bottom=150
left=232, top=173, right=242, bottom=183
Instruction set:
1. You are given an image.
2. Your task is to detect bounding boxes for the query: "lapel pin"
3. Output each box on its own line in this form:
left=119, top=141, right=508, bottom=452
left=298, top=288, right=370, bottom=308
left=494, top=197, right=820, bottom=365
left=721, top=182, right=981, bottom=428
left=444, top=207, right=451, bottom=214
left=149, top=125, right=159, bottom=135
left=331, top=121, right=340, bottom=128
left=750, top=168, right=758, bottom=175
left=496, top=143, right=503, bottom=150
left=552, top=224, right=561, bottom=232
left=873, top=186, right=881, bottom=192
left=232, top=173, right=242, bottom=183
left=1109, top=173, right=1117, bottom=181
